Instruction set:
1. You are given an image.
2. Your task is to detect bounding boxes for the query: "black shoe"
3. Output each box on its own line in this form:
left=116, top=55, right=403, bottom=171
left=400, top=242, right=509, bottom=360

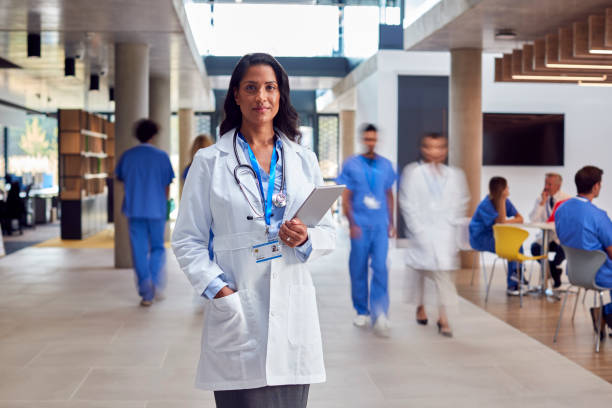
left=416, top=318, right=428, bottom=325
left=436, top=321, right=453, bottom=338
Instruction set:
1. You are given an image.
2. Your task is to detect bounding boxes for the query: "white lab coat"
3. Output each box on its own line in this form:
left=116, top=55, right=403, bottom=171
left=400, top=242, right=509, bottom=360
left=172, top=129, right=335, bottom=391
left=399, top=162, right=469, bottom=271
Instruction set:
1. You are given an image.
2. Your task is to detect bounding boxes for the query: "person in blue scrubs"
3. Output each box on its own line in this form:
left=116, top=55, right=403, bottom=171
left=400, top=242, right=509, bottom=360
left=336, top=123, right=397, bottom=337
left=469, top=176, right=525, bottom=295
left=115, top=119, right=175, bottom=307
left=555, top=166, right=612, bottom=332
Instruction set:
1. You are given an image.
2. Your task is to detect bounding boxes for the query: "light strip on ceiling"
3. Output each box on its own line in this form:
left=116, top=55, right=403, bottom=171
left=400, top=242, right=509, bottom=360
left=578, top=81, right=612, bottom=87
left=589, top=50, right=612, bottom=55
left=512, top=74, right=607, bottom=81
left=546, top=63, right=612, bottom=70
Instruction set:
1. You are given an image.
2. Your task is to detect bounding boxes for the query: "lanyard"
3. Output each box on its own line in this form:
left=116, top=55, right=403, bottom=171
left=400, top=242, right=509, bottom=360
left=243, top=137, right=278, bottom=226
left=360, top=155, right=378, bottom=194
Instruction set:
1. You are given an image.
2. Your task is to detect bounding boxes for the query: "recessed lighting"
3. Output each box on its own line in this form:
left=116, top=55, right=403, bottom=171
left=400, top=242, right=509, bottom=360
left=512, top=74, right=607, bottom=81
left=495, top=29, right=517, bottom=40
left=546, top=62, right=612, bottom=70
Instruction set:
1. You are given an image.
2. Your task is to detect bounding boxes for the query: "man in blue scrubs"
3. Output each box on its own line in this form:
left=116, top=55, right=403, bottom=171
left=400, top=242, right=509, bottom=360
left=116, top=119, right=175, bottom=306
left=555, top=166, right=612, bottom=331
left=469, top=177, right=525, bottom=295
left=336, top=124, right=396, bottom=337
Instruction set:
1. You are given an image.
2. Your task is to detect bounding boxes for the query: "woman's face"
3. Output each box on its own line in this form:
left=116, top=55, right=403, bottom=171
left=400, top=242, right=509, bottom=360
left=234, top=64, right=280, bottom=128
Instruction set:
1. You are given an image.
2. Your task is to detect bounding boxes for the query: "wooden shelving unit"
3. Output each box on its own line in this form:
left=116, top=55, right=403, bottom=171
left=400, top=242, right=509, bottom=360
left=58, top=109, right=114, bottom=239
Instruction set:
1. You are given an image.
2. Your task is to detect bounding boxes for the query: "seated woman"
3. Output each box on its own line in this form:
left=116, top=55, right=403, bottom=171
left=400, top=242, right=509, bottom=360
left=469, top=176, right=525, bottom=295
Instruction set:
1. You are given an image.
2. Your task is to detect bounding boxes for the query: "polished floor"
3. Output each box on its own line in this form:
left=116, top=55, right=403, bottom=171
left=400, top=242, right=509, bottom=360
left=2, top=230, right=612, bottom=407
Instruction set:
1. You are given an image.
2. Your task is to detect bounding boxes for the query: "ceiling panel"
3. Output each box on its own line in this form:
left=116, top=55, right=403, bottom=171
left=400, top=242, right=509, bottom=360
left=405, top=0, right=612, bottom=52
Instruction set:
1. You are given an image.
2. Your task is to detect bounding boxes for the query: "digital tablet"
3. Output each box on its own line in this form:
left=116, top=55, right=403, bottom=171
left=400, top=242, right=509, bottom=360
left=293, top=185, right=345, bottom=226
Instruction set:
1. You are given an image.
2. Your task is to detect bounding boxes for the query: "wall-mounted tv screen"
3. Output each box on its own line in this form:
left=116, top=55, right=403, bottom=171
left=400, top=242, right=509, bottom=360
left=483, top=113, right=564, bottom=166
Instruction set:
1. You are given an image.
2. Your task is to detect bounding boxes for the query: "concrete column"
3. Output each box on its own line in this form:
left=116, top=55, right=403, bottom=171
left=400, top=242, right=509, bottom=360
left=339, top=110, right=355, bottom=162
left=178, top=108, right=195, bottom=197
left=114, top=43, right=149, bottom=268
left=449, top=49, right=482, bottom=268
left=149, top=76, right=171, bottom=154
left=149, top=76, right=172, bottom=241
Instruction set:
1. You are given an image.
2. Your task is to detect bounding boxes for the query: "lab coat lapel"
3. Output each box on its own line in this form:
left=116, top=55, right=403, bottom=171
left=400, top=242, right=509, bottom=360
left=218, top=129, right=263, bottom=211
left=281, top=135, right=307, bottom=222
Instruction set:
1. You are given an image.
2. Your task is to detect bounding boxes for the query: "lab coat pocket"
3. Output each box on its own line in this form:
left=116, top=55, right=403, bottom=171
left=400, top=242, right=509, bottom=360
left=206, top=290, right=257, bottom=352
left=288, top=285, right=320, bottom=346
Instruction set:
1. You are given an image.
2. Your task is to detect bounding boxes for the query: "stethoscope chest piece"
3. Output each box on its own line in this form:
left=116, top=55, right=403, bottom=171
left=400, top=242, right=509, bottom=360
left=272, top=192, right=287, bottom=208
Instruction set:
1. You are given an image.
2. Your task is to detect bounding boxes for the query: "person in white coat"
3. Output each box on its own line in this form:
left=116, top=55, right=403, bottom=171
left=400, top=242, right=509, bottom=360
left=172, top=53, right=335, bottom=407
left=399, top=133, right=469, bottom=337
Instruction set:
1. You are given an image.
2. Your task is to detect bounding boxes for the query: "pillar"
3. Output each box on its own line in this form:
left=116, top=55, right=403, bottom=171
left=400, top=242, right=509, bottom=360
left=114, top=43, right=149, bottom=268
left=149, top=76, right=172, bottom=241
left=449, top=49, right=482, bottom=268
left=149, top=76, right=171, bottom=154
left=339, top=110, right=355, bottom=162
left=178, top=108, right=195, bottom=197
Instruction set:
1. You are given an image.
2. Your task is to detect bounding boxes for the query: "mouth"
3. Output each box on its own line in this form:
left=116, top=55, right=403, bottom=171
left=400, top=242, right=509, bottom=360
left=253, top=106, right=269, bottom=112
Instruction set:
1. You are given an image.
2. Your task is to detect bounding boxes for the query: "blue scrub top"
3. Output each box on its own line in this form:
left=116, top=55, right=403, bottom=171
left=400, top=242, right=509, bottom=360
left=335, top=154, right=396, bottom=227
left=115, top=144, right=175, bottom=219
left=469, top=196, right=518, bottom=252
left=555, top=197, right=612, bottom=276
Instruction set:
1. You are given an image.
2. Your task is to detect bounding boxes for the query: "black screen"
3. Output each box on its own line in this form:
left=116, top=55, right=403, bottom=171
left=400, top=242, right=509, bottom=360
left=483, top=113, right=564, bottom=166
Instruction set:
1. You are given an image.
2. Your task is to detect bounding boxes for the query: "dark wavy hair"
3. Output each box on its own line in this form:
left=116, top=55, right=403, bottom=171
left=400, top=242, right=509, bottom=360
left=219, top=53, right=301, bottom=142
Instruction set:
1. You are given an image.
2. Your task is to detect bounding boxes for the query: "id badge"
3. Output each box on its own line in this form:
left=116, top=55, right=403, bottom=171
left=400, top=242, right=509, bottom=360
left=363, top=195, right=381, bottom=210
left=252, top=240, right=283, bottom=263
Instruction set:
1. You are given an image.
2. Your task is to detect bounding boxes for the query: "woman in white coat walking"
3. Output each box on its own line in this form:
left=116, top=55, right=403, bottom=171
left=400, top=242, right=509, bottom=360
left=172, top=53, right=335, bottom=407
left=399, top=133, right=469, bottom=337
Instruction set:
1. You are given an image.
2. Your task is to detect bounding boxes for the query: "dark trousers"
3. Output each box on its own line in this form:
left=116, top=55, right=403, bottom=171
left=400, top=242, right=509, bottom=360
left=214, top=385, right=310, bottom=408
left=531, top=241, right=565, bottom=286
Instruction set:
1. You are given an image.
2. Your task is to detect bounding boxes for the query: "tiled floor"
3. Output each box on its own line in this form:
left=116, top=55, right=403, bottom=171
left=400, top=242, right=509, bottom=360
left=2, top=229, right=612, bottom=407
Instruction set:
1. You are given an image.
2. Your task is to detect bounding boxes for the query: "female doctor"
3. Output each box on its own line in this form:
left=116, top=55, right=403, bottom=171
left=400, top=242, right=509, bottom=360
left=172, top=53, right=335, bottom=408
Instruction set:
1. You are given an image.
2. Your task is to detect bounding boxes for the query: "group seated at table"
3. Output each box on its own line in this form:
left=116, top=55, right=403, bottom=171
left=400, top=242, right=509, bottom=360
left=469, top=176, right=526, bottom=296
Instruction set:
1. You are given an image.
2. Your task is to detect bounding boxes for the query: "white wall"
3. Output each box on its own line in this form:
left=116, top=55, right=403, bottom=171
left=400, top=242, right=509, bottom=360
left=342, top=50, right=612, bottom=215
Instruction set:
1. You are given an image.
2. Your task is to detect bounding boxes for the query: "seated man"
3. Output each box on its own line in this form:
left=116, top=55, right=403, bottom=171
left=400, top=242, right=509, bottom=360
left=469, top=177, right=525, bottom=295
left=529, top=173, right=571, bottom=288
left=555, top=166, right=612, bottom=331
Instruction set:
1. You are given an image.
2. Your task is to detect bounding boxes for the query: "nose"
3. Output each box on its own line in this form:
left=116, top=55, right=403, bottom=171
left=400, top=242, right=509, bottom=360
left=255, top=87, right=266, bottom=102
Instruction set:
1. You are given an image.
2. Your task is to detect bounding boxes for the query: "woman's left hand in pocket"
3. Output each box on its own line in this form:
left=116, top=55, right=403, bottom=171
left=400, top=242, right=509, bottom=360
left=279, top=218, right=308, bottom=248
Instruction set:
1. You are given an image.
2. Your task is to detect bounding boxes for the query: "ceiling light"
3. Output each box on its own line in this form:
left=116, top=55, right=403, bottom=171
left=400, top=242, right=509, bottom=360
left=589, top=49, right=612, bottom=55
left=578, top=81, right=612, bottom=87
left=546, top=63, right=612, bottom=70
left=89, top=74, right=99, bottom=91
left=495, top=29, right=517, bottom=40
left=512, top=74, right=607, bottom=81
left=27, top=33, right=40, bottom=58
left=64, top=57, right=75, bottom=76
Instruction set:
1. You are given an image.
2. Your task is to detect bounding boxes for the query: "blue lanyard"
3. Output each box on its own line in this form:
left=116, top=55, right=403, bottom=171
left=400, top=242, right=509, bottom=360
left=360, top=155, right=378, bottom=193
left=242, top=135, right=278, bottom=226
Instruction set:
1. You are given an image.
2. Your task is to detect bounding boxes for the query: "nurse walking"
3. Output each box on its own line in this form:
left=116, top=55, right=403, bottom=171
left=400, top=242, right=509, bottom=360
left=115, top=119, right=175, bottom=306
left=172, top=53, right=335, bottom=407
left=336, top=124, right=397, bottom=337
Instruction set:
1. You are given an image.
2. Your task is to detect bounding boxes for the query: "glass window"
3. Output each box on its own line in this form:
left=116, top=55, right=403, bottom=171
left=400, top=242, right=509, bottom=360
left=186, top=3, right=339, bottom=56
left=343, top=6, right=379, bottom=59
left=317, top=115, right=339, bottom=180
left=7, top=115, right=58, bottom=188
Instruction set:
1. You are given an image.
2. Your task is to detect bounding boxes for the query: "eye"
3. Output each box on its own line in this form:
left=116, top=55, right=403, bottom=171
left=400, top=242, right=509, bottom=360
left=244, top=84, right=256, bottom=91
left=266, top=84, right=277, bottom=91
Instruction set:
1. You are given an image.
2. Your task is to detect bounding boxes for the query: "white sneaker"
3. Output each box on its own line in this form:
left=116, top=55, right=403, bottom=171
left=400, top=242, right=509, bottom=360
left=373, top=315, right=391, bottom=338
left=353, top=314, right=369, bottom=328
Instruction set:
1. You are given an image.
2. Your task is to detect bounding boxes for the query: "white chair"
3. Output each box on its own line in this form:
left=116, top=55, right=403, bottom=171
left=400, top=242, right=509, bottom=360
left=553, top=245, right=609, bottom=352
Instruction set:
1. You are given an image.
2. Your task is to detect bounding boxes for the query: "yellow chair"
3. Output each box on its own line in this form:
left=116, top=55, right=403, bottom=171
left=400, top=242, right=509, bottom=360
left=486, top=225, right=546, bottom=307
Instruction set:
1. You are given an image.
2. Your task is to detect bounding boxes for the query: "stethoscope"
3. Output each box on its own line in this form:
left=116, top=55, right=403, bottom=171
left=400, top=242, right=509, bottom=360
left=232, top=129, right=287, bottom=220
